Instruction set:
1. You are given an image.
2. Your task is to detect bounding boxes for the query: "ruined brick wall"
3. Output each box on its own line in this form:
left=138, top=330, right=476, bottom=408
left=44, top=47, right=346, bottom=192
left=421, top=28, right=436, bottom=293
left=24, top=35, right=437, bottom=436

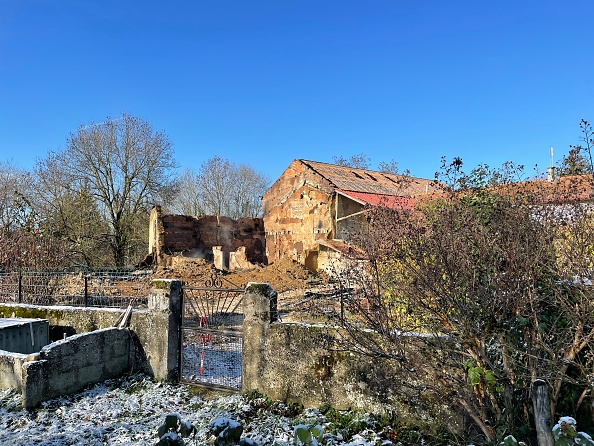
left=262, top=160, right=336, bottom=266
left=149, top=207, right=265, bottom=265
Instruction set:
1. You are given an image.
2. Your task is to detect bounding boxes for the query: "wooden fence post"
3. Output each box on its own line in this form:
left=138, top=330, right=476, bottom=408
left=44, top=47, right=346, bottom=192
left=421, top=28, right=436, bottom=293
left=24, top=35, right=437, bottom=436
left=532, top=379, right=553, bottom=446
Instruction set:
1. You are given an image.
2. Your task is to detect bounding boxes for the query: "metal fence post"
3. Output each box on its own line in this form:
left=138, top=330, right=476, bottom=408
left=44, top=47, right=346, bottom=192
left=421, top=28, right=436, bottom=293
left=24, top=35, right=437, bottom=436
left=84, top=276, right=89, bottom=307
left=18, top=270, right=22, bottom=303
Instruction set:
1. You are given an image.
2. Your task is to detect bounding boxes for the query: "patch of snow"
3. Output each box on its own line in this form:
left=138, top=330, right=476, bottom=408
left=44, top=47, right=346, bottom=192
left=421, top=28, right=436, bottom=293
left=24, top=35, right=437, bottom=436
left=554, top=416, right=578, bottom=431
left=0, top=374, right=390, bottom=446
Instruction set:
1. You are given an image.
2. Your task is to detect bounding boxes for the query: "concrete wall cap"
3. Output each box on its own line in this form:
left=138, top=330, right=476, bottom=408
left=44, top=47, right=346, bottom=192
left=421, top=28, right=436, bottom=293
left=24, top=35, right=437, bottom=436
left=245, top=282, right=275, bottom=296
left=0, top=350, right=28, bottom=360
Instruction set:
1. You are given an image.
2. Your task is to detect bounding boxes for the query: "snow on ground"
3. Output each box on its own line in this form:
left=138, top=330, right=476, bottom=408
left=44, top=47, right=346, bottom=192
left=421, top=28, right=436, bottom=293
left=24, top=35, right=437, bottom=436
left=0, top=374, right=388, bottom=446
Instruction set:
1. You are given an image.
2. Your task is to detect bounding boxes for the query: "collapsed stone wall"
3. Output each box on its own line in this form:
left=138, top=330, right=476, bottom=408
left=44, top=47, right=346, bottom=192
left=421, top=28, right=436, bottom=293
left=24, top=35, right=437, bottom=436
left=149, top=206, right=265, bottom=268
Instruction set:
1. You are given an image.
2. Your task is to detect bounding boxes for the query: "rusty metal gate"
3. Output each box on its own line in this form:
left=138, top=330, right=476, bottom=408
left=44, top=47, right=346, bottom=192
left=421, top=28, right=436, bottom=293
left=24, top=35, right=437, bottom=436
left=180, top=275, right=244, bottom=391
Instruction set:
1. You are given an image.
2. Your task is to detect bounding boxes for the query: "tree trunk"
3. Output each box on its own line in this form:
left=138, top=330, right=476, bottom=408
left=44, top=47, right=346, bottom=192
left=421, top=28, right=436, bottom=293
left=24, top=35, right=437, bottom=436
left=532, top=380, right=553, bottom=446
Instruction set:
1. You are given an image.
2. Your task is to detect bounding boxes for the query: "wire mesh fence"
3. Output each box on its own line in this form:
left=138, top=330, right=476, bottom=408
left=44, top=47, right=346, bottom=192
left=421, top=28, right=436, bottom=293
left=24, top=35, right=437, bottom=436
left=0, top=268, right=154, bottom=308
left=181, top=329, right=243, bottom=390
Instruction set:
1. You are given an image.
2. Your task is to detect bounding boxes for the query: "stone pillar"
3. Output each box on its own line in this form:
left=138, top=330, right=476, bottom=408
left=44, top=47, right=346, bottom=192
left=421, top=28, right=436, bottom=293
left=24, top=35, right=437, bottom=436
left=147, top=279, right=182, bottom=381
left=242, top=282, right=277, bottom=392
left=213, top=246, right=226, bottom=270
left=148, top=206, right=165, bottom=265
left=229, top=247, right=256, bottom=271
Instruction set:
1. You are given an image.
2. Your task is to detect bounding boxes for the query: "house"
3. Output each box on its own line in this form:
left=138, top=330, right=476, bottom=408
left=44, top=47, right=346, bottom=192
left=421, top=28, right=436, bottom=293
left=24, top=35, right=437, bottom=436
left=498, top=173, right=594, bottom=204
left=262, top=159, right=439, bottom=272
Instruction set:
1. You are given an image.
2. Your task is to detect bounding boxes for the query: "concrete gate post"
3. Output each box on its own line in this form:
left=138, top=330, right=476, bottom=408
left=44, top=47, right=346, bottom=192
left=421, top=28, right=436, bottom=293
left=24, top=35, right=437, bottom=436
left=147, top=279, right=182, bottom=381
left=242, top=283, right=277, bottom=392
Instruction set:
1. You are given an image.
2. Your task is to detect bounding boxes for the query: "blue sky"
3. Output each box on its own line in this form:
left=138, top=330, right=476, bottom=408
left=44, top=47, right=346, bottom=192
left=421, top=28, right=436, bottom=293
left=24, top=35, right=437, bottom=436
left=1, top=1, right=593, bottom=182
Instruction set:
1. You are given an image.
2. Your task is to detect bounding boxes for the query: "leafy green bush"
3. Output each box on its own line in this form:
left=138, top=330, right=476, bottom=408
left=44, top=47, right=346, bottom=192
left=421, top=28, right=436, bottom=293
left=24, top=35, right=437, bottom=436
left=210, top=417, right=258, bottom=446
left=318, top=405, right=377, bottom=439
left=243, top=390, right=303, bottom=418
left=498, top=434, right=527, bottom=446
left=552, top=417, right=594, bottom=446
left=294, top=424, right=324, bottom=446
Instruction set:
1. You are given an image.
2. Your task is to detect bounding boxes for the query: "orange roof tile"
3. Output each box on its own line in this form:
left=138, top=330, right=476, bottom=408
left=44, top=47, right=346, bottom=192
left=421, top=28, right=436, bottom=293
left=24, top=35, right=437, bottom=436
left=496, top=174, right=594, bottom=203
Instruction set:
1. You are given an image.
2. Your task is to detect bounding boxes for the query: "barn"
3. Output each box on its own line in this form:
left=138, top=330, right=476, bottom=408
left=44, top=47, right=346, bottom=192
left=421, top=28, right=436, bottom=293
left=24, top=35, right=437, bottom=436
left=262, top=159, right=438, bottom=272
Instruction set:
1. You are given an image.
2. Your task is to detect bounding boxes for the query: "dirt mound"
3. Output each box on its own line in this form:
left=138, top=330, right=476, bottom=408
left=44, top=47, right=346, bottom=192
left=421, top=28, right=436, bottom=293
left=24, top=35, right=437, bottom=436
left=153, top=257, right=328, bottom=293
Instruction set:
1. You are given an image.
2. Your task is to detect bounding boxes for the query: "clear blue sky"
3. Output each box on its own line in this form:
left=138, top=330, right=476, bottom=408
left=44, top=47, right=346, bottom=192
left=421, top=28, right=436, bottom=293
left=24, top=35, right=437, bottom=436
left=1, top=1, right=593, bottom=182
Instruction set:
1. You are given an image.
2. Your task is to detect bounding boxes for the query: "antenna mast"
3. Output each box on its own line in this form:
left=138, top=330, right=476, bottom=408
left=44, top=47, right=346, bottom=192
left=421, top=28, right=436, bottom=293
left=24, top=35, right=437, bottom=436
left=547, top=147, right=555, bottom=182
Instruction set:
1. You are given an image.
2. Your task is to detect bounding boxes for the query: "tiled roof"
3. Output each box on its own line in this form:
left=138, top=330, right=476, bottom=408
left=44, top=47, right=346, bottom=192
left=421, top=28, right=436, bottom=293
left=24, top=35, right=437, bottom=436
left=496, top=174, right=594, bottom=203
left=337, top=190, right=417, bottom=209
left=415, top=174, right=594, bottom=205
left=300, top=160, right=438, bottom=197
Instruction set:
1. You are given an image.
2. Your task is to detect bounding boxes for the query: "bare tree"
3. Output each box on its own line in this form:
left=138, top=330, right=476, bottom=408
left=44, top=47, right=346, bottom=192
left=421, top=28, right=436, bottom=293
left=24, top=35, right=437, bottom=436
left=168, top=169, right=205, bottom=216
left=332, top=153, right=371, bottom=169
left=194, top=156, right=234, bottom=217
left=231, top=163, right=270, bottom=218
left=557, top=119, right=594, bottom=176
left=333, top=155, right=409, bottom=175
left=377, top=159, right=400, bottom=174
left=36, top=113, right=176, bottom=267
left=0, top=161, right=31, bottom=230
left=171, top=157, right=269, bottom=219
left=0, top=161, right=68, bottom=269
left=558, top=147, right=591, bottom=176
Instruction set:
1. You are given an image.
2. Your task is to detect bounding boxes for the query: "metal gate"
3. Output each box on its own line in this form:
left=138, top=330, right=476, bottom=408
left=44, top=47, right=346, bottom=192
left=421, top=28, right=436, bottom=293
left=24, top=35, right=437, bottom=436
left=180, top=274, right=244, bottom=391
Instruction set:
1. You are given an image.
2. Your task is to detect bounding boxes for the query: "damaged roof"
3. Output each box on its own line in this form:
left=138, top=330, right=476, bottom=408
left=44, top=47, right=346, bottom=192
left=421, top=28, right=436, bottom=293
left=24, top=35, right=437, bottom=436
left=300, top=159, right=438, bottom=197
left=316, top=238, right=368, bottom=260
left=337, top=189, right=417, bottom=209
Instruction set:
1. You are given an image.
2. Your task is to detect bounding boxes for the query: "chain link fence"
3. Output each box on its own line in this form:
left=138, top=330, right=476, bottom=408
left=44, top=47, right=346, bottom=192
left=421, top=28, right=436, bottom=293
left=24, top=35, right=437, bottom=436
left=0, top=268, right=153, bottom=308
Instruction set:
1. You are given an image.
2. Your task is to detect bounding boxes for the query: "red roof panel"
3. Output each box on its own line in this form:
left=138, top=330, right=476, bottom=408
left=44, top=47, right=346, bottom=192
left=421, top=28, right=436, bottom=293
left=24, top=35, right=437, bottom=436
left=338, top=190, right=417, bottom=209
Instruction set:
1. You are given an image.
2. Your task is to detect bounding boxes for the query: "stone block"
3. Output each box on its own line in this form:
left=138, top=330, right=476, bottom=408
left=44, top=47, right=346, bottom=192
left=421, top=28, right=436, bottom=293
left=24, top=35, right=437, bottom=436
left=49, top=369, right=77, bottom=395
left=0, top=352, right=26, bottom=389
left=213, top=246, right=226, bottom=270
left=104, top=356, right=130, bottom=378
left=78, top=363, right=103, bottom=384
left=22, top=359, right=48, bottom=409
left=111, top=337, right=130, bottom=358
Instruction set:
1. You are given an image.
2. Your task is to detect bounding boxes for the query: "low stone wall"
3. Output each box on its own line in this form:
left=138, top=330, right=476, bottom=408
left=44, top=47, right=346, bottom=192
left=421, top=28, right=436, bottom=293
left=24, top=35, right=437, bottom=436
left=21, top=328, right=133, bottom=408
left=0, top=318, right=49, bottom=354
left=0, top=351, right=26, bottom=390
left=242, top=285, right=462, bottom=430
left=0, top=279, right=182, bottom=407
left=2, top=279, right=461, bottom=430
